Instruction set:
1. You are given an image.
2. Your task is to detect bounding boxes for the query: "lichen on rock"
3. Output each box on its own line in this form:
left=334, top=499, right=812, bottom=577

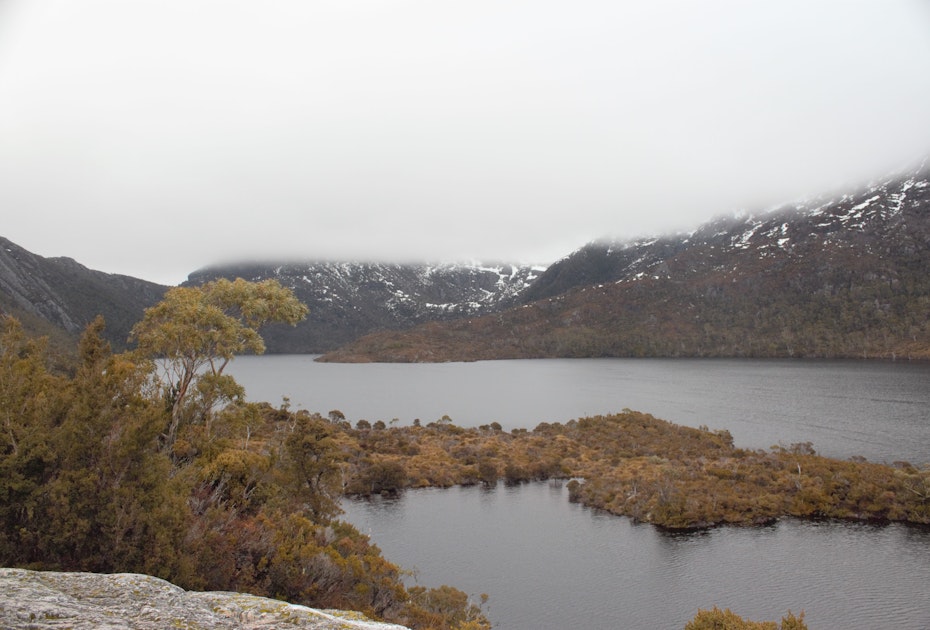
left=0, top=568, right=410, bottom=630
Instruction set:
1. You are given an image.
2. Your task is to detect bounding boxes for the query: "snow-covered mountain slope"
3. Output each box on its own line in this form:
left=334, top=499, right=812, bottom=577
left=4, top=158, right=926, bottom=359
left=186, top=261, right=546, bottom=352
left=321, top=160, right=930, bottom=362
left=523, top=160, right=930, bottom=302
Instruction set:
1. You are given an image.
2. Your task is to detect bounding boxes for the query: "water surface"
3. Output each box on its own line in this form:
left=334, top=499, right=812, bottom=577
left=227, top=356, right=930, bottom=628
left=343, top=482, right=930, bottom=630
left=229, top=356, right=930, bottom=463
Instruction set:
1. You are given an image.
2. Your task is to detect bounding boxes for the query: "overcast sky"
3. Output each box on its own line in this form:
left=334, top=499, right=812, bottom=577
left=2, top=1, right=930, bottom=285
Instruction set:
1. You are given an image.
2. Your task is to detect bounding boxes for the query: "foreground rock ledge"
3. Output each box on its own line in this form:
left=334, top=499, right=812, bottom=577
left=0, top=568, right=410, bottom=630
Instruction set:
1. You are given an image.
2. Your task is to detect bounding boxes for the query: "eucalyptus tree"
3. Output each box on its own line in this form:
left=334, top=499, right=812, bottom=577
left=130, top=278, right=308, bottom=450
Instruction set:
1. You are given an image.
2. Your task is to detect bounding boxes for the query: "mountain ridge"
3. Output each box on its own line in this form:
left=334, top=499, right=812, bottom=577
left=3, top=159, right=929, bottom=360
left=0, top=238, right=547, bottom=354
left=320, top=160, right=930, bottom=362
left=0, top=237, right=168, bottom=351
left=523, top=159, right=930, bottom=303
left=184, top=260, right=546, bottom=353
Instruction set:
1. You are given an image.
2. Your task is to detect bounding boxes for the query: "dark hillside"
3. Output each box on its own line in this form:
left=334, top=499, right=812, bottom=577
left=0, top=237, right=167, bottom=350
left=320, top=161, right=930, bottom=362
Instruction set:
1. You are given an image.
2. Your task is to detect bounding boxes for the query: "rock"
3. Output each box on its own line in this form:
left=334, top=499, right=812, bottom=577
left=0, top=568, right=410, bottom=630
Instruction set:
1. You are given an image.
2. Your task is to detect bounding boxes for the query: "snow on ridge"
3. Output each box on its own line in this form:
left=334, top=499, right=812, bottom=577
left=733, top=224, right=761, bottom=249
left=850, top=195, right=881, bottom=213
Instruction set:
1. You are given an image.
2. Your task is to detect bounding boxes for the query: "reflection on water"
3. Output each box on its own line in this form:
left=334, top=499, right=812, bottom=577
left=342, top=482, right=930, bottom=630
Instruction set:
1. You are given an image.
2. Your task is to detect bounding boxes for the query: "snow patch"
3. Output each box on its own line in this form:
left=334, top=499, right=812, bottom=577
left=850, top=195, right=881, bottom=213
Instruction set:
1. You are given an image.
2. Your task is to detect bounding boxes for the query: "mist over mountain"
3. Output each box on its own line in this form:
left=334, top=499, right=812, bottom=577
left=0, top=237, right=544, bottom=354
left=321, top=160, right=930, bottom=361
left=3, top=159, right=929, bottom=361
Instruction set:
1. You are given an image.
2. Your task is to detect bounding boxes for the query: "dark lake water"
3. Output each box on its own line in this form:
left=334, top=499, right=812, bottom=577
left=343, top=482, right=930, bottom=630
left=228, top=356, right=930, bottom=464
left=228, top=357, right=930, bottom=629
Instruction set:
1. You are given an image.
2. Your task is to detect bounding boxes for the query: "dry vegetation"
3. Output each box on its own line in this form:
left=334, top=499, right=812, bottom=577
left=340, top=411, right=930, bottom=531
left=0, top=311, right=491, bottom=630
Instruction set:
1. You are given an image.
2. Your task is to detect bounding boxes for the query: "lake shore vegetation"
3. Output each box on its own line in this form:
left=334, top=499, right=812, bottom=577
left=341, top=411, right=930, bottom=531
left=3, top=277, right=928, bottom=628
left=0, top=294, right=490, bottom=630
left=685, top=607, right=807, bottom=630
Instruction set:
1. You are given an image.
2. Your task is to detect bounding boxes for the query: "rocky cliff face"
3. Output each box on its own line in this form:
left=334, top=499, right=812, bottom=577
left=0, top=237, right=167, bottom=350
left=0, top=568, right=409, bottom=630
left=186, top=260, right=546, bottom=352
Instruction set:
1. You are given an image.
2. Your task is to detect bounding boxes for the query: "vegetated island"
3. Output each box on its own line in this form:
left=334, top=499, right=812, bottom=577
left=340, top=410, right=930, bottom=531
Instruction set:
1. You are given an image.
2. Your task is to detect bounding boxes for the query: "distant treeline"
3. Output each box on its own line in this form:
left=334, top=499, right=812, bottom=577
left=320, top=251, right=930, bottom=362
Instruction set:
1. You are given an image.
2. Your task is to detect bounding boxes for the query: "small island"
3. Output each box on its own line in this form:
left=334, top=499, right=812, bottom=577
left=340, top=410, right=930, bottom=531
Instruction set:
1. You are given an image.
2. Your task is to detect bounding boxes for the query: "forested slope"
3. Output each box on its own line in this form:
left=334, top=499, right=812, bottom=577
left=0, top=281, right=490, bottom=630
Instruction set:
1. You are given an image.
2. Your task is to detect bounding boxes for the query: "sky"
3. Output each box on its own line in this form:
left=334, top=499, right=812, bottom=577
left=2, top=1, right=930, bottom=286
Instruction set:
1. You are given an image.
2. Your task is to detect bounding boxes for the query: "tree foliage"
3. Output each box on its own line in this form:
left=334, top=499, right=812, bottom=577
left=1, top=294, right=490, bottom=629
left=0, top=316, right=190, bottom=577
left=0, top=316, right=66, bottom=564
left=130, top=278, right=308, bottom=450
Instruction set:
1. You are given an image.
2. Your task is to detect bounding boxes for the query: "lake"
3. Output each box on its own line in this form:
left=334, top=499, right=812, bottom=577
left=227, top=357, right=930, bottom=629
left=343, top=482, right=930, bottom=630
left=228, top=356, right=930, bottom=464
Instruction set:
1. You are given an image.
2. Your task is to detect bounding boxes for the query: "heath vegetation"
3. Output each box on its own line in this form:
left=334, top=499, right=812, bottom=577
left=340, top=411, right=930, bottom=531
left=0, top=280, right=489, bottom=630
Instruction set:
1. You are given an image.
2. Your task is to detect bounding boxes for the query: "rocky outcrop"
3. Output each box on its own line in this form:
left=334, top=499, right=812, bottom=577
left=0, top=237, right=167, bottom=350
left=0, top=568, right=409, bottom=630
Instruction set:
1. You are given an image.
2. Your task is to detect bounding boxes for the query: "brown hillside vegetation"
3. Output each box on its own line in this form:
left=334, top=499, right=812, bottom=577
left=340, top=412, right=930, bottom=531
